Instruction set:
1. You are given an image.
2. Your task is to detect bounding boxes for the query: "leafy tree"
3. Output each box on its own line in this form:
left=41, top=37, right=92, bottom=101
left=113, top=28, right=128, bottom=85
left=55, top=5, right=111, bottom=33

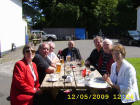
left=22, top=0, right=138, bottom=38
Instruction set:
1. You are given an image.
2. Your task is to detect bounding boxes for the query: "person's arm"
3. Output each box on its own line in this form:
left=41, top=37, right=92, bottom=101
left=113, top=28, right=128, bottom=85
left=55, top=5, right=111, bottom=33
left=105, top=76, right=120, bottom=90
left=75, top=48, right=82, bottom=60
left=45, top=66, right=55, bottom=74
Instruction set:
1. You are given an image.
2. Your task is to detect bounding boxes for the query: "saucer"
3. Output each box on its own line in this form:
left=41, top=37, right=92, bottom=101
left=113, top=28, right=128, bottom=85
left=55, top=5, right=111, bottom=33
left=47, top=78, right=58, bottom=82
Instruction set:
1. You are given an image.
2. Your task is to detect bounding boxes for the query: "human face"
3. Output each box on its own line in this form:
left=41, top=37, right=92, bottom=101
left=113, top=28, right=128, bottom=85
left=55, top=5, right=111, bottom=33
left=94, top=39, right=102, bottom=50
left=50, top=44, right=55, bottom=52
left=103, top=41, right=112, bottom=54
left=112, top=50, right=123, bottom=62
left=24, top=48, right=35, bottom=62
left=40, top=44, right=50, bottom=57
left=68, top=41, right=74, bottom=49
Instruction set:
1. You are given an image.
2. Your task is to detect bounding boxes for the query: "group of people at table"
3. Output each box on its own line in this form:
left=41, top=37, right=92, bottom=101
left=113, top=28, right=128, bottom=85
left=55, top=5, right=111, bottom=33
left=10, top=36, right=139, bottom=105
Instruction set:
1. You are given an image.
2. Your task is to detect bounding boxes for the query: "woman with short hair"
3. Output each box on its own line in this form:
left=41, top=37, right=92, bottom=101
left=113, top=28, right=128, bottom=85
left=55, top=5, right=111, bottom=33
left=10, top=44, right=40, bottom=105
left=103, top=44, right=139, bottom=105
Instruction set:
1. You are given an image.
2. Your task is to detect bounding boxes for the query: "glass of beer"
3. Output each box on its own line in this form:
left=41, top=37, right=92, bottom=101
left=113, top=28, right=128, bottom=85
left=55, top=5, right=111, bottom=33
left=60, top=56, right=64, bottom=64
left=56, top=63, right=61, bottom=73
left=66, top=55, right=71, bottom=62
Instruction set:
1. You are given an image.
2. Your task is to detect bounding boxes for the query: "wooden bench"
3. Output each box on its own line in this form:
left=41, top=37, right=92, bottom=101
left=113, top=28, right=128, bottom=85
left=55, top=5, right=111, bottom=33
left=32, top=38, right=42, bottom=45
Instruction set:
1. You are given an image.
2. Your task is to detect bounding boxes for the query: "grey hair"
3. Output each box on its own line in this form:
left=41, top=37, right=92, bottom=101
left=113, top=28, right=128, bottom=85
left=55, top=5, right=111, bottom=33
left=38, top=42, right=48, bottom=51
left=48, top=41, right=55, bottom=47
left=103, top=39, right=113, bottom=45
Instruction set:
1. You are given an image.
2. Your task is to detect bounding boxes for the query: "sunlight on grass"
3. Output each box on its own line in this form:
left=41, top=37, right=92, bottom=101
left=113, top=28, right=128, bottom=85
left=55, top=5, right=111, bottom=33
left=126, top=58, right=140, bottom=105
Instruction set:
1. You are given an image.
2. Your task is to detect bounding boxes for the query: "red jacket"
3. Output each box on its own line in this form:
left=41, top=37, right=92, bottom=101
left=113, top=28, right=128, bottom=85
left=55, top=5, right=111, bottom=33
left=10, top=59, right=40, bottom=105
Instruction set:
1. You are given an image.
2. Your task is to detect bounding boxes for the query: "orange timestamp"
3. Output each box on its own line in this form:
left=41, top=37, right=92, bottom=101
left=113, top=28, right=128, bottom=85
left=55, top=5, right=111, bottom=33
left=67, top=93, right=134, bottom=100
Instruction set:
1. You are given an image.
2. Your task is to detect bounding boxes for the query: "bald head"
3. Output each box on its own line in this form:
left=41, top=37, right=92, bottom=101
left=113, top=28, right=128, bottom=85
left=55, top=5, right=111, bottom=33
left=68, top=40, right=75, bottom=49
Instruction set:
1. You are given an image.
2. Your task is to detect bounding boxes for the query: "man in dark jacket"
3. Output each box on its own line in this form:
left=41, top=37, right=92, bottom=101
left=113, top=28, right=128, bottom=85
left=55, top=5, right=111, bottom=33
left=85, top=36, right=103, bottom=69
left=60, top=40, right=82, bottom=61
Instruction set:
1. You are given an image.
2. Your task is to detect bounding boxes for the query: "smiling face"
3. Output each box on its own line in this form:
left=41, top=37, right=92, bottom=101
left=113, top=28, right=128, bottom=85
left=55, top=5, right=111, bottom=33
left=112, top=50, right=123, bottom=62
left=94, top=38, right=103, bottom=50
left=23, top=45, right=35, bottom=62
left=103, top=39, right=113, bottom=54
left=112, top=44, right=126, bottom=63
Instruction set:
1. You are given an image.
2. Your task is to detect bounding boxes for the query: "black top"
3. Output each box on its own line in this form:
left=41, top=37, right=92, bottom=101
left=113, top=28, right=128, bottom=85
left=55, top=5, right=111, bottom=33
left=61, top=47, right=82, bottom=61
left=33, top=54, right=51, bottom=84
left=99, top=52, right=112, bottom=75
left=86, top=48, right=103, bottom=69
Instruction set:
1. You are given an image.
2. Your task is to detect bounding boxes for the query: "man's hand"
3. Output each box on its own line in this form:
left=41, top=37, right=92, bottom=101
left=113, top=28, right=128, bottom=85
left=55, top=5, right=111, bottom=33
left=45, top=66, right=55, bottom=74
left=85, top=60, right=90, bottom=67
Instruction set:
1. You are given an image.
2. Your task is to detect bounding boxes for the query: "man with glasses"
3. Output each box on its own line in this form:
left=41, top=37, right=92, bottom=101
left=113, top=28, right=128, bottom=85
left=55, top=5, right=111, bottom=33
left=33, top=42, right=56, bottom=84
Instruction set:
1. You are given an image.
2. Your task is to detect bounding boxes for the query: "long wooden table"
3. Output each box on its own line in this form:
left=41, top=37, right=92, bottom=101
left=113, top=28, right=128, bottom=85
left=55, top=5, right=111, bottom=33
left=41, top=62, right=111, bottom=100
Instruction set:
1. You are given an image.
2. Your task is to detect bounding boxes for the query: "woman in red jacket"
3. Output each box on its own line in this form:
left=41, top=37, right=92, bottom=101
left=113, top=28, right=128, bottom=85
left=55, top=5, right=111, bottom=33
left=10, top=44, right=40, bottom=105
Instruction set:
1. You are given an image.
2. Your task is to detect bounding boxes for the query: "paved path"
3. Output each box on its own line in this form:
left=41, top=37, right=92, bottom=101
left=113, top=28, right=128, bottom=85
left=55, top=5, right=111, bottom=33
left=0, top=39, right=140, bottom=105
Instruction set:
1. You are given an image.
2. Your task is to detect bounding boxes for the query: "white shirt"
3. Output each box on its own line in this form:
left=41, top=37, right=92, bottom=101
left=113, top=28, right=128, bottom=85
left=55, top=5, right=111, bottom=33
left=48, top=52, right=58, bottom=61
left=110, top=59, right=139, bottom=103
left=29, top=63, right=37, bottom=82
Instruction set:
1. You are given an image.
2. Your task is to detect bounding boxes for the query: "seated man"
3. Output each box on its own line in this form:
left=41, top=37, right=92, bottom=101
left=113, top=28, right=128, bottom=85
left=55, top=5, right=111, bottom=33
left=85, top=36, right=103, bottom=69
left=59, top=40, right=82, bottom=61
left=33, top=43, right=56, bottom=84
left=48, top=41, right=60, bottom=64
left=98, top=39, right=114, bottom=76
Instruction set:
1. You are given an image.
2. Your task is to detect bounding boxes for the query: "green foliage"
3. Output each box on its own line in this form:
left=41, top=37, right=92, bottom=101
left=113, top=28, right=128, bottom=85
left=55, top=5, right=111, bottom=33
left=23, top=0, right=138, bottom=38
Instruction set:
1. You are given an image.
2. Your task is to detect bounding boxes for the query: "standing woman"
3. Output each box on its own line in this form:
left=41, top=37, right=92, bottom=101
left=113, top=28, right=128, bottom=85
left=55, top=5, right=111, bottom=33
left=10, top=44, right=40, bottom=105
left=103, top=44, right=139, bottom=104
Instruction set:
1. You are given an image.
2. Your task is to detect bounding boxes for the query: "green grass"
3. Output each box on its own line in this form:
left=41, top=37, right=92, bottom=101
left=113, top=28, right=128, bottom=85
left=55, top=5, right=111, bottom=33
left=126, top=58, right=140, bottom=105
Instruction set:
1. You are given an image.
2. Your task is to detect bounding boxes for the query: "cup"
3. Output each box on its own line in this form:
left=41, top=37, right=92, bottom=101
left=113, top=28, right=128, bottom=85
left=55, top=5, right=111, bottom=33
left=50, top=74, right=56, bottom=79
left=66, top=55, right=71, bottom=62
left=66, top=76, right=73, bottom=82
left=60, top=58, right=64, bottom=64
left=56, top=63, right=61, bottom=73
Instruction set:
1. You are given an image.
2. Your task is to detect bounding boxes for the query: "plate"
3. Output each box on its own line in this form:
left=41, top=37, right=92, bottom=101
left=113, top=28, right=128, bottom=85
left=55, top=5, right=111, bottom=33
left=47, top=78, right=58, bottom=82
left=85, top=78, right=108, bottom=88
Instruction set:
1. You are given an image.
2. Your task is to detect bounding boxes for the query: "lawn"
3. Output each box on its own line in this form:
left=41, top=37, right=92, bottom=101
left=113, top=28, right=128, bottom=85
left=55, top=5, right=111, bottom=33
left=126, top=58, right=140, bottom=105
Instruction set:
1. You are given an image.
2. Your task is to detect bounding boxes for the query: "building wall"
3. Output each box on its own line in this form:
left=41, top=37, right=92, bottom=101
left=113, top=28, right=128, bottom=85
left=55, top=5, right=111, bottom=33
left=137, top=6, right=140, bottom=32
left=0, top=0, right=26, bottom=53
left=43, top=28, right=75, bottom=40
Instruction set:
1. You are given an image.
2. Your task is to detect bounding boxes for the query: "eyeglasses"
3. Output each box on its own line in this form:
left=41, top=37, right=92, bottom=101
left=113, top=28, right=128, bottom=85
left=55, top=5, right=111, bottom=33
left=25, top=49, right=35, bottom=54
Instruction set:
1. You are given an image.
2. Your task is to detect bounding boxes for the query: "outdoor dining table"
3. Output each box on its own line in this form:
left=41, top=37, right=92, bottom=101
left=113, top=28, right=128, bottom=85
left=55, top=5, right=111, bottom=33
left=40, top=61, right=112, bottom=102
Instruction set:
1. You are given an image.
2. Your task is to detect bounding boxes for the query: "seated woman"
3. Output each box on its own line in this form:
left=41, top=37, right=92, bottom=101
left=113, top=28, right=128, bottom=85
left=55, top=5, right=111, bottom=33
left=98, top=39, right=114, bottom=76
left=103, top=44, right=139, bottom=105
left=10, top=44, right=40, bottom=105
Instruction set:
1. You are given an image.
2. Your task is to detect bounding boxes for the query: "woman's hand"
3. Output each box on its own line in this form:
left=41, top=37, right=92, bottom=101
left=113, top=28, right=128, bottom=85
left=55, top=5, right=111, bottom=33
left=103, top=74, right=113, bottom=86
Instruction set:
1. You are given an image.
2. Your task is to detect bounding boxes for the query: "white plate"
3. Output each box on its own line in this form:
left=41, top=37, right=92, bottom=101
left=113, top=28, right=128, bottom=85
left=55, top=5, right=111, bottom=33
left=47, top=78, right=58, bottom=82
left=85, top=79, right=108, bottom=88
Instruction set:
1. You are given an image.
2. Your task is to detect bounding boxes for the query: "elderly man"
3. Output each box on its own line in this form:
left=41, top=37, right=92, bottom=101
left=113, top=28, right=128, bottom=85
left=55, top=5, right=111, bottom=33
left=60, top=40, right=82, bottom=61
left=98, top=39, right=114, bottom=76
left=33, top=43, right=56, bottom=84
left=85, top=36, right=103, bottom=69
left=48, top=41, right=60, bottom=64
